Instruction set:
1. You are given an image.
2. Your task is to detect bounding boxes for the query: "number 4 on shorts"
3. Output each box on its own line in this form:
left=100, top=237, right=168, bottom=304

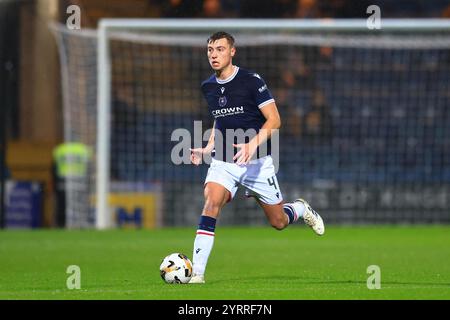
left=267, top=176, right=278, bottom=190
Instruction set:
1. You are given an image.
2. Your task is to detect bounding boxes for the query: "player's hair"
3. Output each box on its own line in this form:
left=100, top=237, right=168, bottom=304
left=207, top=31, right=235, bottom=47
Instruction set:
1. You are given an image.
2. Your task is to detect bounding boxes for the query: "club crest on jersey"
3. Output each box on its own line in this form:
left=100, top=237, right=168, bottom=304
left=218, top=96, right=227, bottom=107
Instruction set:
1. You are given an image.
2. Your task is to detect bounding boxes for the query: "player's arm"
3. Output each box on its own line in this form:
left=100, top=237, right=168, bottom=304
left=204, top=120, right=216, bottom=153
left=233, top=102, right=281, bottom=165
left=190, top=121, right=216, bottom=166
left=252, top=101, right=281, bottom=146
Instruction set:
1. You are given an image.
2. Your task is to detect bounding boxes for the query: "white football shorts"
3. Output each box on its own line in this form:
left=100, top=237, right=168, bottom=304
left=204, top=155, right=283, bottom=205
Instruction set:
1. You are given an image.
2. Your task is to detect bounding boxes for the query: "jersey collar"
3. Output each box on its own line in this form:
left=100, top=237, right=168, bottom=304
left=216, top=66, right=239, bottom=84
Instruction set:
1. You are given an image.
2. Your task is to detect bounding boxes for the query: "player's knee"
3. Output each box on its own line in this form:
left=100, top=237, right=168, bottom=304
left=270, top=217, right=287, bottom=231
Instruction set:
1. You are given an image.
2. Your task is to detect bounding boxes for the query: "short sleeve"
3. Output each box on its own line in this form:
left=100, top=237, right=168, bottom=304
left=247, top=73, right=275, bottom=109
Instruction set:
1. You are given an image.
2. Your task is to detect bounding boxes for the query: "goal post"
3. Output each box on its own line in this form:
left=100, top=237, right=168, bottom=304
left=53, top=19, right=450, bottom=229
left=96, top=22, right=112, bottom=229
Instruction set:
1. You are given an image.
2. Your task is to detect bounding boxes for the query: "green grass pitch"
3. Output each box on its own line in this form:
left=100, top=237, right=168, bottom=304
left=1, top=225, right=449, bottom=300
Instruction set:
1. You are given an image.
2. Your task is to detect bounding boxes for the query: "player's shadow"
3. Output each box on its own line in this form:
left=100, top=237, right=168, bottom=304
left=213, top=276, right=450, bottom=287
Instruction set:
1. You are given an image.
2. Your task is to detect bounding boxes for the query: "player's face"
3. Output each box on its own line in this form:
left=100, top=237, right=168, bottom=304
left=207, top=38, right=235, bottom=71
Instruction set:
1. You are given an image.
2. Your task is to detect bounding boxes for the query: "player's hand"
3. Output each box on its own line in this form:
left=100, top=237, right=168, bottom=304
left=190, top=146, right=213, bottom=166
left=233, top=142, right=257, bottom=165
left=190, top=148, right=204, bottom=166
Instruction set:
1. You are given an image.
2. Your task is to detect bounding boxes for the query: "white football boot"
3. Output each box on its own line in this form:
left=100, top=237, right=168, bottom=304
left=295, top=198, right=325, bottom=236
left=188, top=274, right=205, bottom=284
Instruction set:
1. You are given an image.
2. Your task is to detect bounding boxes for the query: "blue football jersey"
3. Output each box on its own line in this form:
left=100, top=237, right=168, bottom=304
left=201, top=66, right=275, bottom=162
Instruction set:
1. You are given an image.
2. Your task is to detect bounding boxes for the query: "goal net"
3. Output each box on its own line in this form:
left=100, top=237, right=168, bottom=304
left=52, top=19, right=450, bottom=228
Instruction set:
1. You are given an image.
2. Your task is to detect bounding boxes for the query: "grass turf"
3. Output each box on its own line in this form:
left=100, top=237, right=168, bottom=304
left=0, top=225, right=449, bottom=300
